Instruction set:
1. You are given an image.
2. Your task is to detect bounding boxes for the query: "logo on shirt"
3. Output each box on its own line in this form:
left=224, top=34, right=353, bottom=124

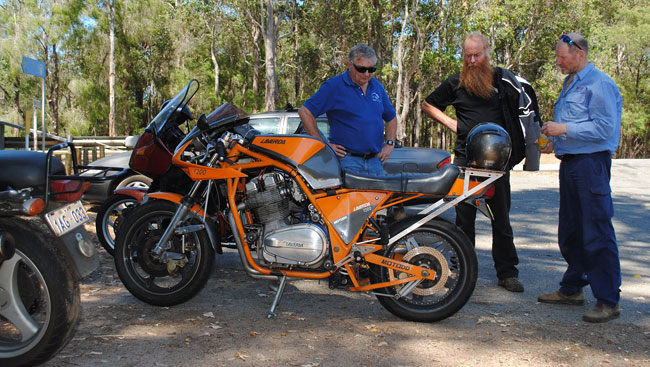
left=371, top=92, right=381, bottom=103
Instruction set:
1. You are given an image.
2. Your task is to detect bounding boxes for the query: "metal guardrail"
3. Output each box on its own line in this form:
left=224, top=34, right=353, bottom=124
left=1, top=121, right=132, bottom=171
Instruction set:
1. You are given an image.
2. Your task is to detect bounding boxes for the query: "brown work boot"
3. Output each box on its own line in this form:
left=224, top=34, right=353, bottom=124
left=497, top=277, right=524, bottom=292
left=583, top=303, right=620, bottom=323
left=537, top=290, right=584, bottom=305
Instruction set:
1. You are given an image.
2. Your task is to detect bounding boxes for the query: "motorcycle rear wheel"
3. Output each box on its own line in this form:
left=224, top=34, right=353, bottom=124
left=114, top=200, right=214, bottom=306
left=0, top=218, right=80, bottom=367
left=96, top=193, right=139, bottom=256
left=370, top=218, right=477, bottom=322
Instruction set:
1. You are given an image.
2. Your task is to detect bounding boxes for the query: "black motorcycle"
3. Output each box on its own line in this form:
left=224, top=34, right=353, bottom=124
left=0, top=143, right=119, bottom=366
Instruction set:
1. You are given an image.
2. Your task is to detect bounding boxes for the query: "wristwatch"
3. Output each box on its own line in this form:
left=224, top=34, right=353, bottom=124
left=384, top=140, right=395, bottom=146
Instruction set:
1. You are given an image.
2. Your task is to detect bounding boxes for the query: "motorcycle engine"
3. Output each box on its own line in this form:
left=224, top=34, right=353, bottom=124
left=244, top=172, right=329, bottom=269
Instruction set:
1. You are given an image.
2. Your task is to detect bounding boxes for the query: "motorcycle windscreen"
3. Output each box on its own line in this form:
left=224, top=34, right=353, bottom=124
left=129, top=132, right=172, bottom=177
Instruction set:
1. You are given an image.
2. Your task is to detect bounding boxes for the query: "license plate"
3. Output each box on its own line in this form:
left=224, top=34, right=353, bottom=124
left=45, top=201, right=90, bottom=237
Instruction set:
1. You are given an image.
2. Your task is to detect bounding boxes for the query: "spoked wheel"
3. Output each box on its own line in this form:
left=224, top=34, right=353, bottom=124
left=370, top=218, right=477, bottom=322
left=96, top=194, right=140, bottom=256
left=113, top=200, right=214, bottom=306
left=0, top=218, right=80, bottom=367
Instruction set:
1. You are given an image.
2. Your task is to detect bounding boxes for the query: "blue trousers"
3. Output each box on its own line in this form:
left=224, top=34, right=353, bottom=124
left=558, top=151, right=620, bottom=306
left=340, top=155, right=385, bottom=176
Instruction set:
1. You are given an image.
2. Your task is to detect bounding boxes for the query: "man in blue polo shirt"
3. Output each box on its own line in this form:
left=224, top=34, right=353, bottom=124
left=298, top=44, right=397, bottom=176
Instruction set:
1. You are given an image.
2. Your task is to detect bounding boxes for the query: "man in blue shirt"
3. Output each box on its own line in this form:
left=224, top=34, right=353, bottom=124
left=538, top=33, right=623, bottom=323
left=298, top=44, right=397, bottom=176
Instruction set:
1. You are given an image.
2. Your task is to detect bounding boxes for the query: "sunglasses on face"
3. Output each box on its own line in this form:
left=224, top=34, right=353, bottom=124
left=559, top=34, right=582, bottom=50
left=352, top=64, right=377, bottom=74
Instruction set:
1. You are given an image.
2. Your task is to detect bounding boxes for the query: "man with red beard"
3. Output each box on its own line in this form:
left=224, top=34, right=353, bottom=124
left=422, top=32, right=541, bottom=292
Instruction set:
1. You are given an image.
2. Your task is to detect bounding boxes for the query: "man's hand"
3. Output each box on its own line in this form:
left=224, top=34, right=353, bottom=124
left=541, top=121, right=567, bottom=137
left=377, top=144, right=394, bottom=163
left=540, top=140, right=554, bottom=154
left=329, top=143, right=347, bottom=158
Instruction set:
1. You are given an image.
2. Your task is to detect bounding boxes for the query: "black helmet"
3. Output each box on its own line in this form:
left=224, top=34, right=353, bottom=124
left=466, top=123, right=512, bottom=171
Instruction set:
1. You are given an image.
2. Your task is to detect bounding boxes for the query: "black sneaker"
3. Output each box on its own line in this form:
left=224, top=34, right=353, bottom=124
left=498, top=277, right=524, bottom=292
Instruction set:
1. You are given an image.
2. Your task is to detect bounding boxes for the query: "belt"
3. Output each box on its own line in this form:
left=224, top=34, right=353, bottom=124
left=558, top=151, right=608, bottom=162
left=348, top=152, right=377, bottom=160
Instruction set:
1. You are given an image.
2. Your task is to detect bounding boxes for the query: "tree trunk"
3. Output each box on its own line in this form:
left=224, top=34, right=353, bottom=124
left=262, top=0, right=279, bottom=111
left=50, top=43, right=60, bottom=135
left=108, top=0, right=116, bottom=137
left=210, top=28, right=220, bottom=99
left=394, top=1, right=409, bottom=142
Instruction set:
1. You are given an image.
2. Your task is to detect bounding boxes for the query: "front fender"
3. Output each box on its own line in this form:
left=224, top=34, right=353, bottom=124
left=113, top=187, right=147, bottom=202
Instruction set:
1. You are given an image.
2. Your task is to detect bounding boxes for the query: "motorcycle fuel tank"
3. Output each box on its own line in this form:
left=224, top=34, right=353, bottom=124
left=250, top=135, right=342, bottom=189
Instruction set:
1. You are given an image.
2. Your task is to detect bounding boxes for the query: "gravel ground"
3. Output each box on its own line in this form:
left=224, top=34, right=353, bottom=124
left=44, top=159, right=650, bottom=367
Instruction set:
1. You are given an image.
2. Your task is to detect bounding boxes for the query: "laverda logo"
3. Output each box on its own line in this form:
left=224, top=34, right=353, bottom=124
left=282, top=241, right=303, bottom=248
left=381, top=259, right=411, bottom=271
left=260, top=138, right=286, bottom=144
left=354, top=202, right=371, bottom=211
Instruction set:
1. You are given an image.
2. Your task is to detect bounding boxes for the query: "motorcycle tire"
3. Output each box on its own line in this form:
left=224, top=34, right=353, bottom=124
left=113, top=200, right=215, bottom=306
left=96, top=194, right=140, bottom=256
left=0, top=218, right=80, bottom=367
left=369, top=217, right=477, bottom=322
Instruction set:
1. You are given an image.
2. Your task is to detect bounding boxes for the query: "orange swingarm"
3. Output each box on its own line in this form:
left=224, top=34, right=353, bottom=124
left=348, top=252, right=436, bottom=292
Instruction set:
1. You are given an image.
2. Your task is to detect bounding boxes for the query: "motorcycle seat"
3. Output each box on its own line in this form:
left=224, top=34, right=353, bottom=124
left=0, top=150, right=65, bottom=190
left=342, top=163, right=460, bottom=195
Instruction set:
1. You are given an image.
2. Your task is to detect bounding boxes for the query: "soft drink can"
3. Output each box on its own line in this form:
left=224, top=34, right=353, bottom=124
left=537, top=133, right=549, bottom=149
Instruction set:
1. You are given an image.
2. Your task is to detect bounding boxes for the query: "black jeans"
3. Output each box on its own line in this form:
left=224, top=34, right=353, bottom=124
left=454, top=159, right=519, bottom=279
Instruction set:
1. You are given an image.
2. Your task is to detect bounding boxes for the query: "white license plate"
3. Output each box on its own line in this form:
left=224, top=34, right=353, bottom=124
left=45, top=201, right=90, bottom=237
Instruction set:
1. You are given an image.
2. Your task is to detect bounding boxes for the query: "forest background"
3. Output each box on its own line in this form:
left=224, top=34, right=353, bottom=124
left=1, top=0, right=648, bottom=157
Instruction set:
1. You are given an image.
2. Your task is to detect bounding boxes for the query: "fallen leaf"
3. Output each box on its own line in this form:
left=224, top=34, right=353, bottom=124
left=202, top=312, right=215, bottom=318
left=634, top=274, right=642, bottom=278
left=235, top=351, right=248, bottom=360
left=250, top=331, right=258, bottom=337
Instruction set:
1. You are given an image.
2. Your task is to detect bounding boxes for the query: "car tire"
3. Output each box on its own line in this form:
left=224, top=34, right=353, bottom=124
left=116, top=174, right=152, bottom=189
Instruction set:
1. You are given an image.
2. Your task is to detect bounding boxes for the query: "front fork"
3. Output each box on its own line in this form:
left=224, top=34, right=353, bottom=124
left=151, top=180, right=205, bottom=258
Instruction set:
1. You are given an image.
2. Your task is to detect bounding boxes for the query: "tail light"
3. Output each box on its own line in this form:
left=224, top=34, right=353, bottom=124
left=482, top=184, right=495, bottom=199
left=436, top=156, right=451, bottom=169
left=50, top=180, right=90, bottom=202
left=22, top=198, right=45, bottom=215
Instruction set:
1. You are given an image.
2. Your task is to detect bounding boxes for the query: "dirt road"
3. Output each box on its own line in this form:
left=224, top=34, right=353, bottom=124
left=44, top=160, right=650, bottom=367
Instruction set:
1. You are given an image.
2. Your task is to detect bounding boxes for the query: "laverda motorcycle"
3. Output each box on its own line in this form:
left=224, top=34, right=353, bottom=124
left=114, top=80, right=509, bottom=322
left=0, top=144, right=118, bottom=366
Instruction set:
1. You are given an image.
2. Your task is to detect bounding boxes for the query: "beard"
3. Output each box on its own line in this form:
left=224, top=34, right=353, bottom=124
left=459, top=59, right=494, bottom=99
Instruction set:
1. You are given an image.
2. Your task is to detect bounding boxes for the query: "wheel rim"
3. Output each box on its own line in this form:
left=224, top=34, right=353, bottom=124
left=383, top=230, right=464, bottom=308
left=101, top=198, right=138, bottom=249
left=120, top=210, right=204, bottom=295
left=0, top=250, right=51, bottom=357
left=126, top=181, right=149, bottom=189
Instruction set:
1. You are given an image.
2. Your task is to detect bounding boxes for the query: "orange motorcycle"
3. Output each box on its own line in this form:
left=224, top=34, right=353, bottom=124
left=114, top=80, right=509, bottom=322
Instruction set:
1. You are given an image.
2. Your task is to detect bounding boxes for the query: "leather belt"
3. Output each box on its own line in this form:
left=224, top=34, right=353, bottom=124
left=558, top=151, right=608, bottom=162
left=348, top=152, right=377, bottom=160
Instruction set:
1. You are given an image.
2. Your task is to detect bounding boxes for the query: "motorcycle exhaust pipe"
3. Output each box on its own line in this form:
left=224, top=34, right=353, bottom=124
left=0, top=232, right=16, bottom=264
left=227, top=207, right=279, bottom=281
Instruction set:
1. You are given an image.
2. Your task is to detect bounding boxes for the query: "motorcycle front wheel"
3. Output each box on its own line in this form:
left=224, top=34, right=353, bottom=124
left=96, top=193, right=140, bottom=256
left=114, top=200, right=215, bottom=306
left=0, top=218, right=80, bottom=367
left=370, top=218, right=477, bottom=322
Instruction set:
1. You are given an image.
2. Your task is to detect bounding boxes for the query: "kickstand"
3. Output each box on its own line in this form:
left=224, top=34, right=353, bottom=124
left=267, top=274, right=287, bottom=319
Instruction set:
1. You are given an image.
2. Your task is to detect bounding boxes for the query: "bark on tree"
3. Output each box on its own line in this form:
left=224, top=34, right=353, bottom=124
left=108, top=0, right=116, bottom=136
left=261, top=0, right=280, bottom=111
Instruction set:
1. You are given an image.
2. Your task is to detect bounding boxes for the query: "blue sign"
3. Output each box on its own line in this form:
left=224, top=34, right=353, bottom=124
left=21, top=56, right=46, bottom=79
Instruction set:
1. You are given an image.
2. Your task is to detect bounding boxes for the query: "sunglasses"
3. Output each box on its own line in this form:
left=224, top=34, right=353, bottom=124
left=352, top=64, right=377, bottom=74
left=559, top=34, right=582, bottom=50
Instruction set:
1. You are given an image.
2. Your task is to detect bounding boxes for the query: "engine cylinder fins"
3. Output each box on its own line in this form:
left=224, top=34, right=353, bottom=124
left=401, top=246, right=450, bottom=295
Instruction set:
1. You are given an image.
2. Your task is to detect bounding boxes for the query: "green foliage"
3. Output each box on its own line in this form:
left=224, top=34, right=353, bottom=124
left=0, top=0, right=647, bottom=156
